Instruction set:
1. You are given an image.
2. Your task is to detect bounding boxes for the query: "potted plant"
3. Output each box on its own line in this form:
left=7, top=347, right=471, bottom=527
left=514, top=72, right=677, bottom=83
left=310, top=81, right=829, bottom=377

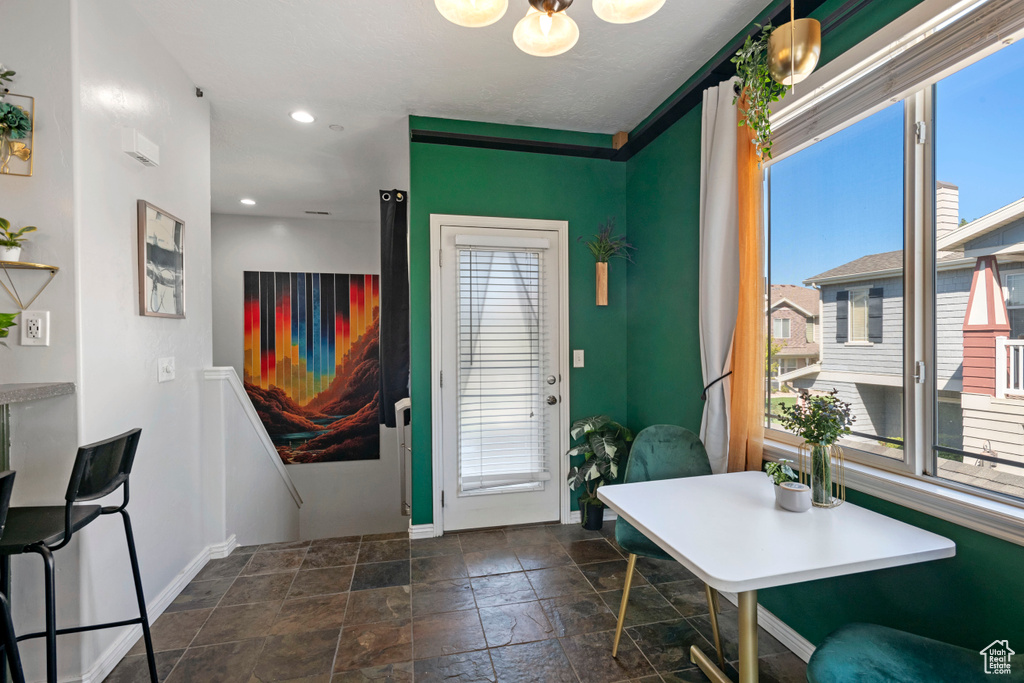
left=0, top=218, right=36, bottom=262
left=579, top=219, right=635, bottom=306
left=0, top=313, right=16, bottom=348
left=774, top=389, right=855, bottom=507
left=764, top=459, right=810, bottom=512
left=566, top=415, right=633, bottom=530
left=732, top=23, right=790, bottom=160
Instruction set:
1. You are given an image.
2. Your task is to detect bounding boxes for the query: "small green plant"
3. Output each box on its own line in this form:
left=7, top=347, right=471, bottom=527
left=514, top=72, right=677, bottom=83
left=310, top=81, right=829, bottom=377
left=0, top=218, right=36, bottom=249
left=774, top=389, right=855, bottom=446
left=732, top=23, right=790, bottom=159
left=566, top=415, right=633, bottom=520
left=0, top=64, right=14, bottom=96
left=0, top=313, right=17, bottom=348
left=579, top=219, right=635, bottom=263
left=764, top=459, right=798, bottom=486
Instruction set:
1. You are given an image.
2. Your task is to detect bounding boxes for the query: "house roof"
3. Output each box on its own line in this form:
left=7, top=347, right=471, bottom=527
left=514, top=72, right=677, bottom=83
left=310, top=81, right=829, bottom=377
left=803, top=250, right=966, bottom=286
left=770, top=285, right=819, bottom=317
left=936, top=196, right=1024, bottom=252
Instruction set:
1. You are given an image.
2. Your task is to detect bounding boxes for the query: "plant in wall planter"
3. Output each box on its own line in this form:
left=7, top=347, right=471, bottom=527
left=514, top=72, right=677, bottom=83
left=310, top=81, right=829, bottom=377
left=774, top=389, right=855, bottom=507
left=0, top=312, right=16, bottom=348
left=566, top=415, right=633, bottom=530
left=732, top=23, right=791, bottom=160
left=580, top=219, right=634, bottom=306
left=0, top=218, right=36, bottom=262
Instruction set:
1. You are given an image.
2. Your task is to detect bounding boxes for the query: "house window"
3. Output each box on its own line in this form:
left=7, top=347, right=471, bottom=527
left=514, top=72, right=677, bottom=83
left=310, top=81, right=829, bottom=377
left=766, top=12, right=1024, bottom=504
left=773, top=317, right=790, bottom=339
left=806, top=321, right=815, bottom=343
left=1006, top=273, right=1024, bottom=340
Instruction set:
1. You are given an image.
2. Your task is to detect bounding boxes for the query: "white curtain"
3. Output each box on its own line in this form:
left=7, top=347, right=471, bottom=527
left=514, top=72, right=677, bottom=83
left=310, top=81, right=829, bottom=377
left=698, top=79, right=740, bottom=474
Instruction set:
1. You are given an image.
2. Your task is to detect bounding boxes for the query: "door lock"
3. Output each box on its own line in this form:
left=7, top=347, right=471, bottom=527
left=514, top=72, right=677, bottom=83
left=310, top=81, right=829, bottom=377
left=546, top=395, right=558, bottom=405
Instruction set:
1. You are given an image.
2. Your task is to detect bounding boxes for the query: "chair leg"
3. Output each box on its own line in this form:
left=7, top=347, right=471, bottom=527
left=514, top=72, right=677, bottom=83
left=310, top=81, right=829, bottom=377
left=0, top=593, right=25, bottom=683
left=121, top=510, right=158, bottom=683
left=704, top=583, right=726, bottom=671
left=612, top=553, right=637, bottom=658
left=26, top=545, right=56, bottom=683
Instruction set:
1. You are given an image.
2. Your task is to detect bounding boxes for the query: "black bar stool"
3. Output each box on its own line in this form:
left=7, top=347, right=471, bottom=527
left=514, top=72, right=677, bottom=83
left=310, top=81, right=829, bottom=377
left=0, top=429, right=156, bottom=683
left=0, top=471, right=26, bottom=683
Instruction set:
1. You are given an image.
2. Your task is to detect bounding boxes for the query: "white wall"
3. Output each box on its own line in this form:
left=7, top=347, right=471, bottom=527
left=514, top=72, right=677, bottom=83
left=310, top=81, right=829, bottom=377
left=211, top=213, right=408, bottom=538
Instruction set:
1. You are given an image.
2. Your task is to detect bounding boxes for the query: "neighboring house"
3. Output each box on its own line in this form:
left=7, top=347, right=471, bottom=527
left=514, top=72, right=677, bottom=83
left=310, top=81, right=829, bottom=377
left=787, top=183, right=1024, bottom=491
left=770, top=285, right=820, bottom=389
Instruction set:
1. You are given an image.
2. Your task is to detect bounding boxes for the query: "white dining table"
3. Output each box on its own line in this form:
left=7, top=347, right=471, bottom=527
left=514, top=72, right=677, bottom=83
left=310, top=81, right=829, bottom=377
left=597, top=470, right=956, bottom=683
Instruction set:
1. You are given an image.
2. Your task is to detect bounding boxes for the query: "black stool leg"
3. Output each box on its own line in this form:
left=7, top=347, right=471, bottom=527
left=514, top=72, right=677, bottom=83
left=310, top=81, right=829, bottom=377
left=0, top=594, right=25, bottom=683
left=25, top=546, right=55, bottom=683
left=120, top=510, right=158, bottom=683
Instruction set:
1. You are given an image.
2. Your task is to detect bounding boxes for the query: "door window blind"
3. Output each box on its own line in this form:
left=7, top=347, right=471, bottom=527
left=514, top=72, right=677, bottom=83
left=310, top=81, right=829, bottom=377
left=457, top=248, right=549, bottom=493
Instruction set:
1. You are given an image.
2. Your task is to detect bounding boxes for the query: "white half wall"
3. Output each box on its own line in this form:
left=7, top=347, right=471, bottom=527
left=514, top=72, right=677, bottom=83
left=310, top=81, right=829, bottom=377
left=211, top=214, right=407, bottom=538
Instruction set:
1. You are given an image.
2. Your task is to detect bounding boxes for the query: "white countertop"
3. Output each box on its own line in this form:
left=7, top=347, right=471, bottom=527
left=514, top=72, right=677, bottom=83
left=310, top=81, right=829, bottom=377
left=598, top=470, right=956, bottom=593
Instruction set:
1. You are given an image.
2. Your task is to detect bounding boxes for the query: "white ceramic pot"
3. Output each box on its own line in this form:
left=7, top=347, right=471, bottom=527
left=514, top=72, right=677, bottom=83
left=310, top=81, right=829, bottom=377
left=775, top=481, right=812, bottom=513
left=0, top=246, right=21, bottom=262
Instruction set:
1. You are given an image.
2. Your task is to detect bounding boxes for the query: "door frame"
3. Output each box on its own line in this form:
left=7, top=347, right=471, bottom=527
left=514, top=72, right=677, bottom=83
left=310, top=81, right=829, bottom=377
left=429, top=214, right=571, bottom=533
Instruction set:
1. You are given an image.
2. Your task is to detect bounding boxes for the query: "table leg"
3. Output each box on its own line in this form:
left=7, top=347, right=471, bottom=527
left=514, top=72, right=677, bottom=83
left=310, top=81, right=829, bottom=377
left=690, top=589, right=759, bottom=683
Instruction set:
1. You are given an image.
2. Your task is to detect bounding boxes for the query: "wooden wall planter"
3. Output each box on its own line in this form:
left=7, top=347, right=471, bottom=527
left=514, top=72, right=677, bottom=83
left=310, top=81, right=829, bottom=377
left=596, top=262, right=608, bottom=306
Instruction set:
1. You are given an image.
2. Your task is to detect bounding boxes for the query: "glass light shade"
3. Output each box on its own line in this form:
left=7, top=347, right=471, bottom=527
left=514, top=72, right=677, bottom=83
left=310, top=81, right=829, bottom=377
left=592, top=0, right=665, bottom=24
left=435, top=0, right=508, bottom=27
left=767, top=18, right=822, bottom=85
left=513, top=8, right=580, bottom=57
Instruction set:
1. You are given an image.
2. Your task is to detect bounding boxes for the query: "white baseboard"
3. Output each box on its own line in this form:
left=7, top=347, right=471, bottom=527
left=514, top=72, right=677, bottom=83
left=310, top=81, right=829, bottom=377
left=720, top=591, right=816, bottom=663
left=567, top=510, right=617, bottom=525
left=408, top=522, right=439, bottom=539
left=75, top=535, right=238, bottom=683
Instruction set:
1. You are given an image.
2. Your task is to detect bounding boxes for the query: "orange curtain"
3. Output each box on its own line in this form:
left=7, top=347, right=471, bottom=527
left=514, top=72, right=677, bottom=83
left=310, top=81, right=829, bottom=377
left=728, top=98, right=766, bottom=472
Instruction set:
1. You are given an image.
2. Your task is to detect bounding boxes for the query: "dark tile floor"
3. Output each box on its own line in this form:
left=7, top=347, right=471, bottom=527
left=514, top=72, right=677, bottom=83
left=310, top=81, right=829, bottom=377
left=105, top=521, right=807, bottom=683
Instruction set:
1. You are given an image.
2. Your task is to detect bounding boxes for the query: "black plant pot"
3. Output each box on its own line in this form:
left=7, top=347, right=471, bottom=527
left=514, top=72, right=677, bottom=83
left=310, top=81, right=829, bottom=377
left=581, top=501, right=605, bottom=531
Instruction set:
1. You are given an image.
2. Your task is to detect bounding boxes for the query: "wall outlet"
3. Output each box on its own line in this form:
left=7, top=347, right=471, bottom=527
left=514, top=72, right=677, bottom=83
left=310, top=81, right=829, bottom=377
left=158, top=357, right=176, bottom=382
left=573, top=349, right=585, bottom=368
left=20, top=311, right=49, bottom=346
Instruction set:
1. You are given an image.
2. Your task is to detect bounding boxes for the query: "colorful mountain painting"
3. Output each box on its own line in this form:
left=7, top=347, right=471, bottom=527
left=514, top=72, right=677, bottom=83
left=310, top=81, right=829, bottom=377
left=243, top=271, right=380, bottom=463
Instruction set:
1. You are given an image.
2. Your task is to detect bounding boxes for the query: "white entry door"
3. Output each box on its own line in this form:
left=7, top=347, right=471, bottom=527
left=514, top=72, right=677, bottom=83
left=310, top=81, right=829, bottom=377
left=437, top=221, right=564, bottom=531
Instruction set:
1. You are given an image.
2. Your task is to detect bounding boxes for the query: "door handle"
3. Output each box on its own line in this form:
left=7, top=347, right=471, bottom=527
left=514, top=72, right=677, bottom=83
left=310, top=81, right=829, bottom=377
left=546, top=396, right=558, bottom=405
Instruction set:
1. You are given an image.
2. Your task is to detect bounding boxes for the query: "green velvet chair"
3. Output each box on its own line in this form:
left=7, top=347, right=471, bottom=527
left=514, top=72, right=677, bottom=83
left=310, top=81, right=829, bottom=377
left=611, top=425, right=725, bottom=668
left=808, top=623, right=1024, bottom=683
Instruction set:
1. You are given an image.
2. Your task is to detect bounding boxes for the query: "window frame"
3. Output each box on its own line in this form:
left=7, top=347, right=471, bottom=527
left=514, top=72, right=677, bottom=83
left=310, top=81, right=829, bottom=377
left=1005, top=272, right=1024, bottom=339
left=763, top=0, right=1024, bottom=516
left=773, top=316, right=791, bottom=340
left=847, top=286, right=871, bottom=343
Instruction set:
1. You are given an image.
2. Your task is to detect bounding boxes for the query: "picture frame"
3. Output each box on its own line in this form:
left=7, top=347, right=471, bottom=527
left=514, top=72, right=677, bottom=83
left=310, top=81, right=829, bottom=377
left=0, top=94, right=34, bottom=177
left=137, top=200, right=185, bottom=318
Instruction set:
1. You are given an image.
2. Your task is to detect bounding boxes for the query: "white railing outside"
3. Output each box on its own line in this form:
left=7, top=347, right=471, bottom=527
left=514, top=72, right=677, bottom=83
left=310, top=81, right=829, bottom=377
left=996, top=337, right=1024, bottom=399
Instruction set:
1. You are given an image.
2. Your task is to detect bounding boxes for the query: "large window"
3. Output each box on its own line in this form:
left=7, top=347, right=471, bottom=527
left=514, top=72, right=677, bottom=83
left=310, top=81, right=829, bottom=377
left=766, top=18, right=1024, bottom=503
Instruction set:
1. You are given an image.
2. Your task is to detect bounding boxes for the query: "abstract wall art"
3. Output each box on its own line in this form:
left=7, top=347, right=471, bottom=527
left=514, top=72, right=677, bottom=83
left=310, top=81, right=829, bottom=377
left=243, top=271, right=380, bottom=464
left=138, top=200, right=185, bottom=318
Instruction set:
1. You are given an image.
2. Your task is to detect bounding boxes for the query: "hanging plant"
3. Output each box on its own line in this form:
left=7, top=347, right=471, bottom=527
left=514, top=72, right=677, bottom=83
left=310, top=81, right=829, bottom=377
left=731, top=23, right=790, bottom=159
left=0, top=313, right=16, bottom=349
left=0, top=64, right=14, bottom=99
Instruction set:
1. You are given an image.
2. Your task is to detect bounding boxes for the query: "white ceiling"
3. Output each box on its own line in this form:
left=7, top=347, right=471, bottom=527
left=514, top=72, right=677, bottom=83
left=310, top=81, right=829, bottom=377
left=127, top=0, right=767, bottom=222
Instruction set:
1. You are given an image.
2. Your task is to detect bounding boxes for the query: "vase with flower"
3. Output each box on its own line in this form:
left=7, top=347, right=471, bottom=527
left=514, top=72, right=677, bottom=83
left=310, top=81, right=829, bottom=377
left=774, top=389, right=855, bottom=507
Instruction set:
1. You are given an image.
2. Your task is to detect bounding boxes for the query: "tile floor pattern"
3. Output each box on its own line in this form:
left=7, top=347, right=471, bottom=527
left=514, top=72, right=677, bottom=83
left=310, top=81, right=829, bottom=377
left=104, top=521, right=807, bottom=683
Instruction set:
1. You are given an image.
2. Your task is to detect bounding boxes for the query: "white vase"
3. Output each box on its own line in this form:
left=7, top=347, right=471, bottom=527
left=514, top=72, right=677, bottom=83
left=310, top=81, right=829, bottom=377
left=774, top=481, right=812, bottom=512
left=0, top=246, right=21, bottom=262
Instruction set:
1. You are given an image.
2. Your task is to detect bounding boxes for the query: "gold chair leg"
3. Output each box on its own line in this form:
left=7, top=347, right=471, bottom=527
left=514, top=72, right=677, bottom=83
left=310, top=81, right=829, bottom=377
left=705, top=584, right=726, bottom=671
left=612, top=553, right=637, bottom=658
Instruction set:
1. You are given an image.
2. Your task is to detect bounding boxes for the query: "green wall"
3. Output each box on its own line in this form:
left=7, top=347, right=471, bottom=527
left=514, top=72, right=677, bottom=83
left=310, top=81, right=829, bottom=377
left=409, top=116, right=629, bottom=525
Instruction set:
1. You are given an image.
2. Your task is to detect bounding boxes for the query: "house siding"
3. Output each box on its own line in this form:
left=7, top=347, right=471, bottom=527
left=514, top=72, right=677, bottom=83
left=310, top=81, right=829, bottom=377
left=820, top=277, right=904, bottom=377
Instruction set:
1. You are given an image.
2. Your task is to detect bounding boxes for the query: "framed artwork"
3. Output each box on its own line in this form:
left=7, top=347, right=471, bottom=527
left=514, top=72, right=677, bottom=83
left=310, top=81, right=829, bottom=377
left=0, top=94, right=34, bottom=177
left=137, top=200, right=185, bottom=318
left=243, top=271, right=381, bottom=464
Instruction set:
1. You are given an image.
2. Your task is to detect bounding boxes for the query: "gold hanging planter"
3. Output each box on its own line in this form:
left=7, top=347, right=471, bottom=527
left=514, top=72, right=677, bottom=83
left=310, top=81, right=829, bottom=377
left=767, top=0, right=821, bottom=87
left=596, top=262, right=608, bottom=306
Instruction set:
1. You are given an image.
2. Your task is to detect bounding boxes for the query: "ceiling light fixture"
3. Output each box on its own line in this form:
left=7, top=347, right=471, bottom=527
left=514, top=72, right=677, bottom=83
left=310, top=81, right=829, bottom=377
left=513, top=4, right=579, bottom=57
left=435, top=0, right=508, bottom=27
left=592, top=0, right=665, bottom=24
left=290, top=111, right=316, bottom=123
left=240, top=198, right=256, bottom=205
left=767, top=0, right=821, bottom=86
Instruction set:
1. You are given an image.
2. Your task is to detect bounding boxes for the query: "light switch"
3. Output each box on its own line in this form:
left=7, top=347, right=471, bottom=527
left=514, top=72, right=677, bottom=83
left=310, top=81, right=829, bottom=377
left=573, top=349, right=585, bottom=368
left=158, top=357, right=176, bottom=382
left=20, top=311, right=49, bottom=346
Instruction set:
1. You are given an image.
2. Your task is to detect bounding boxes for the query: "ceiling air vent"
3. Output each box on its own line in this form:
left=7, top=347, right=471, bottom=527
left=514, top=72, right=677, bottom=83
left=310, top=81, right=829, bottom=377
left=304, top=211, right=331, bottom=216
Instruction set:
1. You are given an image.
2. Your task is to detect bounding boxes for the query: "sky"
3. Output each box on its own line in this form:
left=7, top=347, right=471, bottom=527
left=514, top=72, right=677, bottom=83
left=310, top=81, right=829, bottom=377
left=769, top=38, right=1024, bottom=287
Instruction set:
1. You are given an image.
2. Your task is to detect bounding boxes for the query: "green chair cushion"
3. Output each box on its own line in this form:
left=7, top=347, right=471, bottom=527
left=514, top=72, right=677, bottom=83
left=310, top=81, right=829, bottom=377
left=614, top=425, right=712, bottom=560
left=808, top=623, right=1024, bottom=683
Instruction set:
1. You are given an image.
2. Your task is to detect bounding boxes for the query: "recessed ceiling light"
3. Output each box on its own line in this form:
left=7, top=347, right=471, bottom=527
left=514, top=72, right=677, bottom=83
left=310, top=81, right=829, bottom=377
left=290, top=111, right=315, bottom=123
left=240, top=198, right=256, bottom=205
left=329, top=124, right=345, bottom=132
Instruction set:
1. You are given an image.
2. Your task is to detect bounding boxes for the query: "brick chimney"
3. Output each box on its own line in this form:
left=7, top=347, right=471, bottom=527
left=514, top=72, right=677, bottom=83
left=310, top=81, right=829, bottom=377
left=936, top=182, right=960, bottom=243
